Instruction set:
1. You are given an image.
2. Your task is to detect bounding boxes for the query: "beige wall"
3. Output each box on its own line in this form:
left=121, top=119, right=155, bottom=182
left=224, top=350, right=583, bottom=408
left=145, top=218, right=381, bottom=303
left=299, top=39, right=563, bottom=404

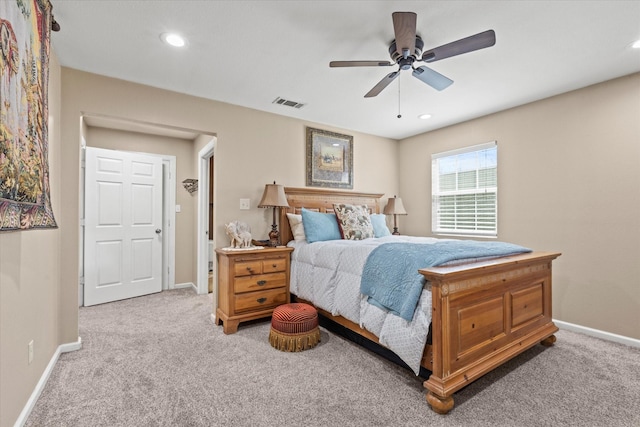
left=399, top=73, right=640, bottom=339
left=85, top=127, right=196, bottom=285
left=61, top=68, right=399, bottom=284
left=0, top=54, right=63, bottom=426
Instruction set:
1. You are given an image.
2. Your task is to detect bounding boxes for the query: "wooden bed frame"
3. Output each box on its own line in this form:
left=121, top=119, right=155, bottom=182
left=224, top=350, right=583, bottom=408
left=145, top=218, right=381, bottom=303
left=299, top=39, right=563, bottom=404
left=279, top=187, right=560, bottom=414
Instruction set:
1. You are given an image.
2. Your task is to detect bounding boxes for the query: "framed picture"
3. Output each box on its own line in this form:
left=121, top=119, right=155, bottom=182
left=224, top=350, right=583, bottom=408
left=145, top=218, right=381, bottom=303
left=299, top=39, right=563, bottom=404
left=306, top=127, right=353, bottom=189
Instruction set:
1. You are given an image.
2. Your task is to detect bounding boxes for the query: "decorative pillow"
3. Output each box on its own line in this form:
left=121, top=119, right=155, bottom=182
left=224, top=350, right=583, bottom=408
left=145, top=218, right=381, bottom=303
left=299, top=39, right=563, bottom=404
left=333, top=204, right=375, bottom=240
left=286, top=213, right=306, bottom=242
left=300, top=208, right=342, bottom=243
left=370, top=213, right=391, bottom=237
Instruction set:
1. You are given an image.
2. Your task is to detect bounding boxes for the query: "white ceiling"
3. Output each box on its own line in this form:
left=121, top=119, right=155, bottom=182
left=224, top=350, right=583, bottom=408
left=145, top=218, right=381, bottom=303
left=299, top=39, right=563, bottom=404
left=51, top=1, right=640, bottom=140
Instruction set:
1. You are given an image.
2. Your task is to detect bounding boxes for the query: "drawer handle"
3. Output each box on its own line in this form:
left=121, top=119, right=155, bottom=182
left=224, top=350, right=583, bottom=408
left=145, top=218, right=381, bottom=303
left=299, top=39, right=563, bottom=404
left=246, top=267, right=254, bottom=272
left=271, top=264, right=277, bottom=268
left=256, top=297, right=267, bottom=304
left=257, top=280, right=267, bottom=286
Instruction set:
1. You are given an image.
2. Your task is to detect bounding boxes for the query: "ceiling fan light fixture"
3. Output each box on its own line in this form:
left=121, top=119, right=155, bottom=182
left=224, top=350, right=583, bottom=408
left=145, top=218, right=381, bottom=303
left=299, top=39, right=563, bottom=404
left=329, top=12, right=496, bottom=98
left=418, top=113, right=432, bottom=120
left=160, top=32, right=187, bottom=48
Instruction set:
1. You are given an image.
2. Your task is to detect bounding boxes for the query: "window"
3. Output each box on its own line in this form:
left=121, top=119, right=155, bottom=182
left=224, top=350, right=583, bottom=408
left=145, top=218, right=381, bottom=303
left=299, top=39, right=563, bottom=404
left=432, top=141, right=497, bottom=237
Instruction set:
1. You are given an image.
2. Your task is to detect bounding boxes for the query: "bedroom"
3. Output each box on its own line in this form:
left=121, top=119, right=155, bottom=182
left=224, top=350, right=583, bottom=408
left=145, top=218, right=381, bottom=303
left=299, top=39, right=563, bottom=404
left=0, top=1, right=639, bottom=426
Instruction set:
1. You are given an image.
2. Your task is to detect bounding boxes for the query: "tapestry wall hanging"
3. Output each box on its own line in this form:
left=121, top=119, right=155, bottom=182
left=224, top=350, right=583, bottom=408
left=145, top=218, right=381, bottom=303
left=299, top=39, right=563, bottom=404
left=0, top=0, right=57, bottom=231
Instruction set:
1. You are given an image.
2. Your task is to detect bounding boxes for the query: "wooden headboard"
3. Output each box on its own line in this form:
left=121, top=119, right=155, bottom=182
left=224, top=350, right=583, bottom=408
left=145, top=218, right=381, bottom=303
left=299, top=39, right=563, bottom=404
left=278, top=187, right=384, bottom=245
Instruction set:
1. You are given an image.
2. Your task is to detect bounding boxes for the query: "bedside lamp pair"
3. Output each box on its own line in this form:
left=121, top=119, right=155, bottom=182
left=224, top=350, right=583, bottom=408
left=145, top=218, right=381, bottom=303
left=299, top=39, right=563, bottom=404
left=258, top=181, right=289, bottom=246
left=258, top=185, right=407, bottom=241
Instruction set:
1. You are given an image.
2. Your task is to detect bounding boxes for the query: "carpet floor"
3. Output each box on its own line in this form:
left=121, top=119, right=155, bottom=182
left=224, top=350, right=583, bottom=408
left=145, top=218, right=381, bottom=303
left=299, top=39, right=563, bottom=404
left=25, top=288, right=640, bottom=427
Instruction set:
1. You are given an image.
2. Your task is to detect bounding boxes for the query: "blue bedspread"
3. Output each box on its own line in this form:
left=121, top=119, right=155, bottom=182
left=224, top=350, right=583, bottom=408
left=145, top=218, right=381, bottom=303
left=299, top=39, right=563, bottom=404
left=360, top=240, right=531, bottom=321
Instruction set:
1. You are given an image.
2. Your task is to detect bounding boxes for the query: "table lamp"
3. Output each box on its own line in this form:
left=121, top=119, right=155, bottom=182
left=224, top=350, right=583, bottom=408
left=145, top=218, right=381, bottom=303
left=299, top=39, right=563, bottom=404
left=258, top=181, right=290, bottom=246
left=383, top=195, right=407, bottom=235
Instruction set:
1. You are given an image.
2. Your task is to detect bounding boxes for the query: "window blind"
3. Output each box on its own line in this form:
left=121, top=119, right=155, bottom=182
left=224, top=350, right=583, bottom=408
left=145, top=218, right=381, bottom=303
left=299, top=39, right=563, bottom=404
left=432, top=141, right=497, bottom=237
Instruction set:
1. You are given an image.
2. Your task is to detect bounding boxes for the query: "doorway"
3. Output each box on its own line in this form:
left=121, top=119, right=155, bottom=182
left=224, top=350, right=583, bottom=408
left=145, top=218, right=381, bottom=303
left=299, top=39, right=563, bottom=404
left=196, top=138, right=216, bottom=306
left=208, top=156, right=215, bottom=293
left=79, top=113, right=213, bottom=306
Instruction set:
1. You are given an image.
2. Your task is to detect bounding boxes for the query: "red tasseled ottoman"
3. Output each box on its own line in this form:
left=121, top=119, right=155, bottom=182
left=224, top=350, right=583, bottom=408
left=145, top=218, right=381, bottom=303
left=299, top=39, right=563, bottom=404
left=269, top=303, right=321, bottom=352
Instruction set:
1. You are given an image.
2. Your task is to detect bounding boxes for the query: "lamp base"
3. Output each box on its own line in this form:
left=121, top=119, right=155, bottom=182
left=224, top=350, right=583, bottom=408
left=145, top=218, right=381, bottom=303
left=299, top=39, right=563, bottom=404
left=268, top=226, right=279, bottom=247
left=392, top=227, right=400, bottom=235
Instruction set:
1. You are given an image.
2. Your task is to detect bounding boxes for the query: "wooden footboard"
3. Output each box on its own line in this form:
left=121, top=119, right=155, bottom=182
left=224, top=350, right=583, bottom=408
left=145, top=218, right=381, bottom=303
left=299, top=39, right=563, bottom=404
left=419, top=251, right=560, bottom=414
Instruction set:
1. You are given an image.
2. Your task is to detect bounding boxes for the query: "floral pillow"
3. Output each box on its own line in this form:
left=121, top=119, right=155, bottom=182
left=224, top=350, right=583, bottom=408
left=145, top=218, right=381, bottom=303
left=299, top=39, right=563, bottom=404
left=333, top=203, right=375, bottom=240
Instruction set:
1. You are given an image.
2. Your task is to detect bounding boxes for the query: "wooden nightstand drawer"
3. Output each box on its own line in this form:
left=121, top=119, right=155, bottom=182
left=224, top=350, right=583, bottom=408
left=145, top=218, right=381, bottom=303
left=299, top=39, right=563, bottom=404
left=234, top=288, right=287, bottom=313
left=262, top=258, right=287, bottom=273
left=234, top=272, right=286, bottom=293
left=234, top=260, right=263, bottom=276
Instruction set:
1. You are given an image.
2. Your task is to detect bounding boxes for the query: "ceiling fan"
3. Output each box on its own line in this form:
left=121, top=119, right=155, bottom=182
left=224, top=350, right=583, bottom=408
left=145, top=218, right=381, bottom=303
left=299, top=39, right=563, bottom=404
left=330, top=12, right=496, bottom=98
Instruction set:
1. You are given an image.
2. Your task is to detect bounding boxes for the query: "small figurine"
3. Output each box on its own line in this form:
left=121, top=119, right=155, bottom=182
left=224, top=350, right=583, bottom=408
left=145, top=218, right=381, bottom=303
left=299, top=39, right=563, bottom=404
left=225, top=221, right=252, bottom=248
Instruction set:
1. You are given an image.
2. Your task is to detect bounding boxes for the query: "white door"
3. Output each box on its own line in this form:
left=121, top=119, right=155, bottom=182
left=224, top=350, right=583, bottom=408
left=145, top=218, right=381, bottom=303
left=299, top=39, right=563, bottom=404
left=84, top=147, right=163, bottom=306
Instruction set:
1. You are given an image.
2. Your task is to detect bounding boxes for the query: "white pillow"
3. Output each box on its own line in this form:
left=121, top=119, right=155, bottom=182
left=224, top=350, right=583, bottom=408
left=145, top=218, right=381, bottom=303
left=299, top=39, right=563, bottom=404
left=286, top=213, right=306, bottom=242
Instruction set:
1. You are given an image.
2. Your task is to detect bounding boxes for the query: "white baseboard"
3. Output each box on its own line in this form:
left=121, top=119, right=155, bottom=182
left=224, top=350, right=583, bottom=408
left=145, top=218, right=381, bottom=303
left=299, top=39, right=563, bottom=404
left=173, top=282, right=196, bottom=292
left=554, top=319, right=640, bottom=348
left=14, top=337, right=82, bottom=427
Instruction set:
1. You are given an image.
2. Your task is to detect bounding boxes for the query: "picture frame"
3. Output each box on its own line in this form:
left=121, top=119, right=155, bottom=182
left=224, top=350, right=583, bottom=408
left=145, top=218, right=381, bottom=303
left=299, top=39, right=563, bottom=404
left=306, top=127, right=353, bottom=189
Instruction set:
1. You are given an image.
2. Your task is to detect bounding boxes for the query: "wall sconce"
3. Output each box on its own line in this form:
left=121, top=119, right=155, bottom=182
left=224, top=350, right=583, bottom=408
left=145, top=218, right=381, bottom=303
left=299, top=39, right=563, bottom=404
left=182, top=179, right=198, bottom=194
left=258, top=181, right=290, bottom=246
left=383, top=195, right=407, bottom=235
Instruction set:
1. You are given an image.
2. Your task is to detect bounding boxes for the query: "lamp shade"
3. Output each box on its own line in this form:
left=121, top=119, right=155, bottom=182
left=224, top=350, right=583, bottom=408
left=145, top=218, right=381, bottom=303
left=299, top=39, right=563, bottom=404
left=258, top=182, right=290, bottom=208
left=383, top=196, right=407, bottom=215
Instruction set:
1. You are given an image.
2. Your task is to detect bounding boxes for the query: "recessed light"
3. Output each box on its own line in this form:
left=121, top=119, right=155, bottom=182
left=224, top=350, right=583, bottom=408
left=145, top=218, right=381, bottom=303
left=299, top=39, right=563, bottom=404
left=160, top=33, right=187, bottom=48
left=632, top=39, right=640, bottom=49
left=418, top=113, right=432, bottom=120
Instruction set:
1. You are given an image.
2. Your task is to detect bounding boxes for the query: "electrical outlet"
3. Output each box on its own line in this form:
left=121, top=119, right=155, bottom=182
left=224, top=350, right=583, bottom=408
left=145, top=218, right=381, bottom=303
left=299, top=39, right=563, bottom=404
left=239, top=198, right=250, bottom=210
left=28, top=340, right=34, bottom=364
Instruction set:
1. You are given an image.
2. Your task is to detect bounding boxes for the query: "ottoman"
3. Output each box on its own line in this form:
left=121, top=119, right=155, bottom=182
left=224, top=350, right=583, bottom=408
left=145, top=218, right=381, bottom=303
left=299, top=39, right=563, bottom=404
left=269, top=303, right=321, bottom=352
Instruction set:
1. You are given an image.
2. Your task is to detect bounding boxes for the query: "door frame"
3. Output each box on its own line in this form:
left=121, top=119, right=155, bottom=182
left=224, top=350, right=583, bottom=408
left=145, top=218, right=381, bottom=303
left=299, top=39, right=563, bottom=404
left=197, top=138, right=216, bottom=298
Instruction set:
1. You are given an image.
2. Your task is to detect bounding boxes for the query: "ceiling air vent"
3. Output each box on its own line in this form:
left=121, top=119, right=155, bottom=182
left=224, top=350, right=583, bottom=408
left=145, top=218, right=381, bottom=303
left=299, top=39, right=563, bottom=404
left=272, top=97, right=305, bottom=109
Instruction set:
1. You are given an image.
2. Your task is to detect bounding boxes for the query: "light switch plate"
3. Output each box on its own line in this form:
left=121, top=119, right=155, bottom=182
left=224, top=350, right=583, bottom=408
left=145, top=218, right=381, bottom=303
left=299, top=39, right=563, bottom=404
left=239, top=199, right=250, bottom=210
left=175, top=205, right=181, bottom=213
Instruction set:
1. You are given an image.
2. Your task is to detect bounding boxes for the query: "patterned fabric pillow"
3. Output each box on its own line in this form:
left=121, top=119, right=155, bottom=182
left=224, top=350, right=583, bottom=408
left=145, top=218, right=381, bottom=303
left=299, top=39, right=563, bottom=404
left=333, top=204, right=375, bottom=240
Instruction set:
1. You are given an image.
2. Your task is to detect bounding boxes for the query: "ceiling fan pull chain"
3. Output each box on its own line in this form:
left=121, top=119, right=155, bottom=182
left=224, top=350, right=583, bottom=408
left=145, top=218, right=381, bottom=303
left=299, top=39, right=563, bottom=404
left=397, top=75, right=402, bottom=118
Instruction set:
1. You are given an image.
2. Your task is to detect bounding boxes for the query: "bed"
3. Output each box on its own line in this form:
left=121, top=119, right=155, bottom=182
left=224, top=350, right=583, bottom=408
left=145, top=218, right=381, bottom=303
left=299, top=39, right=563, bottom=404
left=279, top=187, right=560, bottom=414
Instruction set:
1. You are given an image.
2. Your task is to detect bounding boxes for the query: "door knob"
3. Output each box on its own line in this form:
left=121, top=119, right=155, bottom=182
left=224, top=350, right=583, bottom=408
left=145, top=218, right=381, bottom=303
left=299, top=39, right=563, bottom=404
left=155, top=229, right=162, bottom=234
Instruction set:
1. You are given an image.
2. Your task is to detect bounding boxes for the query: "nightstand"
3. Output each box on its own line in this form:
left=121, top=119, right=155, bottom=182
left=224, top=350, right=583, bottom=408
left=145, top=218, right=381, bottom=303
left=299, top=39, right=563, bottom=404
left=215, top=246, right=294, bottom=334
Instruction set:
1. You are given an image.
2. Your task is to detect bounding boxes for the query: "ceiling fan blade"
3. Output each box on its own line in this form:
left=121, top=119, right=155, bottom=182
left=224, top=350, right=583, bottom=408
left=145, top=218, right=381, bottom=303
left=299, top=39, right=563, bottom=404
left=392, top=12, right=417, bottom=58
left=330, top=60, right=393, bottom=67
left=364, top=71, right=400, bottom=98
left=422, top=30, right=496, bottom=63
left=412, top=66, right=453, bottom=91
